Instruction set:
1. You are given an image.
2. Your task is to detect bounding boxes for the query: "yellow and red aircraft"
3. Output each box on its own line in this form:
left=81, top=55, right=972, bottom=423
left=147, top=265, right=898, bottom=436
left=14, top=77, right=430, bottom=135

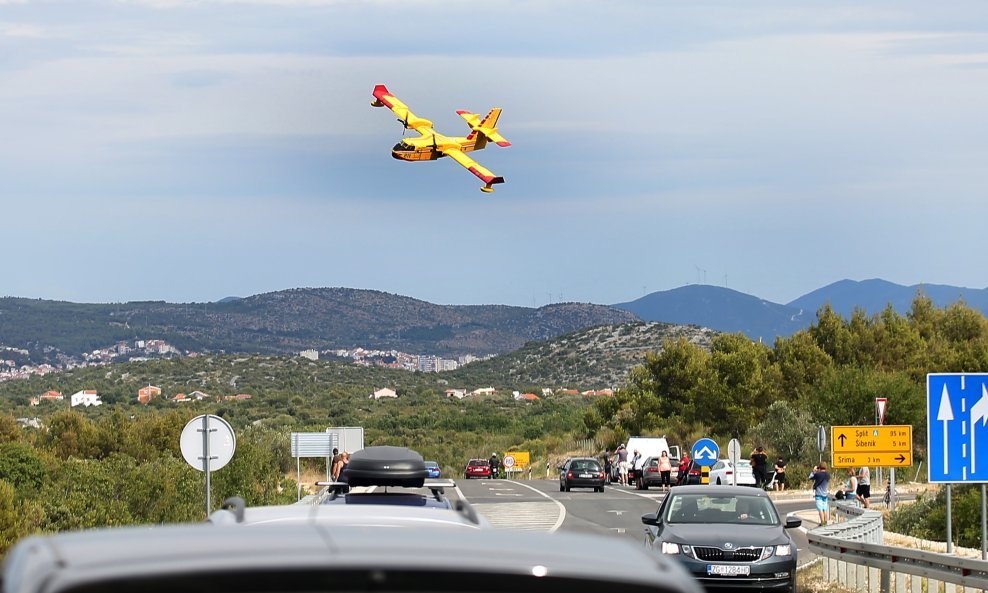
left=371, top=84, right=510, bottom=193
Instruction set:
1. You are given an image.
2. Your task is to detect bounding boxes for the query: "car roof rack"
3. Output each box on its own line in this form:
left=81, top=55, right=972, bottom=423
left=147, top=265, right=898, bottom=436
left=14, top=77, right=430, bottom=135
left=315, top=479, right=457, bottom=502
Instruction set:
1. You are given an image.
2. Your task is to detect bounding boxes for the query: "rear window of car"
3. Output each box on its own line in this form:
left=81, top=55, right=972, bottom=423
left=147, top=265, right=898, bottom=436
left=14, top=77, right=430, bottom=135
left=570, top=460, right=601, bottom=471
left=468, top=460, right=488, bottom=467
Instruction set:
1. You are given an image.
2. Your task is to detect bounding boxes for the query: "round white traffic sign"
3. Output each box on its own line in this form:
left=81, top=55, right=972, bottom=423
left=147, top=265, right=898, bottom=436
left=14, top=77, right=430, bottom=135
left=180, top=414, right=236, bottom=471
left=503, top=455, right=515, bottom=468
left=727, top=438, right=742, bottom=466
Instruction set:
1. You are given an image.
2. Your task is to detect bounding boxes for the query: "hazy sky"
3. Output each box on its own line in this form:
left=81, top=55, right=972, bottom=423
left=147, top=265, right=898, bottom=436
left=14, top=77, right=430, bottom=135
left=2, top=1, right=987, bottom=307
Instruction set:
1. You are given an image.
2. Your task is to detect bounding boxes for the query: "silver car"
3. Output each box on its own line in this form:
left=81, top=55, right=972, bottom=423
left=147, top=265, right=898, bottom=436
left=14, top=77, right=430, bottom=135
left=3, top=523, right=704, bottom=593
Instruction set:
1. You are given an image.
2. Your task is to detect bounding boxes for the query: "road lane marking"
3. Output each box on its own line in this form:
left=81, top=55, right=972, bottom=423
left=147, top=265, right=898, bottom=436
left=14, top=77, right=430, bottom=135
left=503, top=480, right=566, bottom=533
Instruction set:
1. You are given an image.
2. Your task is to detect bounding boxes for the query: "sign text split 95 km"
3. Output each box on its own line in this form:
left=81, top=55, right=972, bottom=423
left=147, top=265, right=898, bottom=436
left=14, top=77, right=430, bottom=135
left=830, top=425, right=913, bottom=468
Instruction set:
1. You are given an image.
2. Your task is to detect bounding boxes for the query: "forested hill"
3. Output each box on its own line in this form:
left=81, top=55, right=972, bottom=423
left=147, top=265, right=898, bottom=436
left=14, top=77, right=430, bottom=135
left=0, top=288, right=639, bottom=362
left=449, top=321, right=717, bottom=389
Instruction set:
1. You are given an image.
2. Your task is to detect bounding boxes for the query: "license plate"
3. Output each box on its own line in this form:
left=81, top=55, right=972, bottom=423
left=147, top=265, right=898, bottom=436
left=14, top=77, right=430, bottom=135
left=579, top=473, right=593, bottom=478
left=707, top=565, right=750, bottom=576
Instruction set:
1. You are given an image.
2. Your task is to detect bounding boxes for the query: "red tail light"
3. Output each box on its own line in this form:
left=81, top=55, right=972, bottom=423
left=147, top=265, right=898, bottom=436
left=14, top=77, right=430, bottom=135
left=567, top=471, right=575, bottom=479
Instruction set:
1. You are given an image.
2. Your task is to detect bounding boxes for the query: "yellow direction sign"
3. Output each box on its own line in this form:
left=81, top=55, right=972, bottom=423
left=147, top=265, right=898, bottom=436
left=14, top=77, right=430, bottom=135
left=830, top=425, right=912, bottom=468
left=833, top=451, right=912, bottom=468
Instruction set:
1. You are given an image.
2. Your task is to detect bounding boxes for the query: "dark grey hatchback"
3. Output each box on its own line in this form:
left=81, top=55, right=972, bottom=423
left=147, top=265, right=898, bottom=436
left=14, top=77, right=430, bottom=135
left=641, top=485, right=800, bottom=592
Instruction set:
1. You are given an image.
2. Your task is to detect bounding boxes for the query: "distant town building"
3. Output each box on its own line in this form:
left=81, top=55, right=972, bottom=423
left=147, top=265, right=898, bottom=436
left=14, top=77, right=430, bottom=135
left=189, top=390, right=211, bottom=401
left=370, top=388, right=398, bottom=400
left=29, top=390, right=64, bottom=406
left=171, top=393, right=190, bottom=403
left=471, top=387, right=496, bottom=396
left=137, top=385, right=162, bottom=405
left=444, top=388, right=468, bottom=399
left=299, top=349, right=319, bottom=361
left=514, top=392, right=540, bottom=402
left=70, top=390, right=102, bottom=407
left=16, top=417, right=43, bottom=429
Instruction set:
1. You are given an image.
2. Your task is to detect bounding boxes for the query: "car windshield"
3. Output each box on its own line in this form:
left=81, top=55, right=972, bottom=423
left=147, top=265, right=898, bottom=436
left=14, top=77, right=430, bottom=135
left=664, top=494, right=779, bottom=525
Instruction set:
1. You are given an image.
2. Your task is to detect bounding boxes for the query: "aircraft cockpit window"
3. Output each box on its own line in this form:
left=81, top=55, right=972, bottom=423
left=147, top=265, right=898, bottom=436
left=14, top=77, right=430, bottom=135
left=393, top=141, right=413, bottom=151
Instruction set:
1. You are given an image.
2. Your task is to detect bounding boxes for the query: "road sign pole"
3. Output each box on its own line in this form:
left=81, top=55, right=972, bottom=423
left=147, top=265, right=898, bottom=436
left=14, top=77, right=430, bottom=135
left=889, top=468, right=896, bottom=511
left=201, top=415, right=212, bottom=516
left=947, top=484, right=953, bottom=554
left=982, top=484, right=987, bottom=560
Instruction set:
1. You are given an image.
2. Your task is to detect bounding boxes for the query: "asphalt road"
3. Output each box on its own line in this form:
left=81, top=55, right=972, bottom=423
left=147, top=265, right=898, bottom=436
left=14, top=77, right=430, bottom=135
left=452, top=478, right=825, bottom=564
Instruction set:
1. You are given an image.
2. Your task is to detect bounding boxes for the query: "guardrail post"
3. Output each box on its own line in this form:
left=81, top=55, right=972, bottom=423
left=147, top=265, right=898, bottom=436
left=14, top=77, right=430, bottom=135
left=858, top=563, right=867, bottom=590
left=872, top=567, right=881, bottom=592
left=880, top=568, right=890, bottom=593
left=910, top=574, right=921, bottom=593
left=929, top=578, right=940, bottom=593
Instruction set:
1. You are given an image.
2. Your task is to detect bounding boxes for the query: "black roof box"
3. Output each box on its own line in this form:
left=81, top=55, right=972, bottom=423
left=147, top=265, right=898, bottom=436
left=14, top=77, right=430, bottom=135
left=345, top=446, right=429, bottom=487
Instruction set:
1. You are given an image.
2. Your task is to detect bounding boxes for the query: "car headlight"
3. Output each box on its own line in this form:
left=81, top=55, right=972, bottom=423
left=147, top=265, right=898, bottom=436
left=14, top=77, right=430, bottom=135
left=760, top=544, right=791, bottom=560
left=660, top=542, right=680, bottom=555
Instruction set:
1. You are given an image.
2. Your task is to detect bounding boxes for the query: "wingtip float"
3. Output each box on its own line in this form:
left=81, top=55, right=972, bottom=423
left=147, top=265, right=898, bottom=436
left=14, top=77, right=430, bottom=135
left=371, top=84, right=510, bottom=193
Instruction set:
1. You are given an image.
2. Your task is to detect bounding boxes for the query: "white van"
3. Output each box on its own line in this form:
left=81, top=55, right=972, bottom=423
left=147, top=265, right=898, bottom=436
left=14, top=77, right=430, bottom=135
left=622, top=437, right=679, bottom=489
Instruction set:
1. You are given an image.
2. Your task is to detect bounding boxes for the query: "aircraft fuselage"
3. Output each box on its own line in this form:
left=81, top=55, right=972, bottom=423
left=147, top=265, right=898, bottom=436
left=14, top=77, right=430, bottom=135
left=391, top=134, right=479, bottom=162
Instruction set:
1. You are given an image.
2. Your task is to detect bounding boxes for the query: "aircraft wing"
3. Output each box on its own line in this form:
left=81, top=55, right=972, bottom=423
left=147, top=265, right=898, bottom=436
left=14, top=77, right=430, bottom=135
left=442, top=147, right=504, bottom=193
left=371, top=84, right=434, bottom=134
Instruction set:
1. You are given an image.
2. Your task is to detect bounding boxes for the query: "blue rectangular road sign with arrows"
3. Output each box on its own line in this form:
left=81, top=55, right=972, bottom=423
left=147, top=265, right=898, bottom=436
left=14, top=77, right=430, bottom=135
left=928, top=373, right=988, bottom=483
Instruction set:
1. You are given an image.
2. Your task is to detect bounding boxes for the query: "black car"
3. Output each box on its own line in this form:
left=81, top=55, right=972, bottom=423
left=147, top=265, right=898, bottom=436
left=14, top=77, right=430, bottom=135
left=641, top=485, right=800, bottom=592
left=559, top=457, right=606, bottom=492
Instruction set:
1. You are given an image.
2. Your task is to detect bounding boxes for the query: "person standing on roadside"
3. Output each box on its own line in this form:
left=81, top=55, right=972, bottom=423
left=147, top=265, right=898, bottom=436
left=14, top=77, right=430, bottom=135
left=658, top=450, right=673, bottom=491
left=677, top=453, right=693, bottom=485
left=857, top=466, right=871, bottom=508
left=808, top=462, right=831, bottom=526
left=616, top=444, right=629, bottom=486
left=330, top=447, right=340, bottom=481
left=750, top=446, right=769, bottom=489
left=773, top=456, right=787, bottom=491
left=602, top=452, right=613, bottom=484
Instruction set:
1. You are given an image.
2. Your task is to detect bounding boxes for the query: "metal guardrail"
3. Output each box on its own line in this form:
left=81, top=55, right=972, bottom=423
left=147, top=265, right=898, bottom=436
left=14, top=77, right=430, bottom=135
left=807, top=501, right=988, bottom=592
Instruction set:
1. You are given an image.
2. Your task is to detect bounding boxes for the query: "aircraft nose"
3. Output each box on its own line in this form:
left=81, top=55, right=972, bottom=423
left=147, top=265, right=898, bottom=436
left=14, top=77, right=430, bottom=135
left=391, top=151, right=404, bottom=160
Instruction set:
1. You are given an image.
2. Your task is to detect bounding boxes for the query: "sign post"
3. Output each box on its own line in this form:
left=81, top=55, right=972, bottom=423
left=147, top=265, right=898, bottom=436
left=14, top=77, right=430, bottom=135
left=692, top=438, right=719, bottom=485
left=727, top=439, right=741, bottom=487
left=180, top=414, right=236, bottom=517
left=817, top=426, right=826, bottom=463
left=830, top=425, right=912, bottom=468
left=927, top=373, right=988, bottom=556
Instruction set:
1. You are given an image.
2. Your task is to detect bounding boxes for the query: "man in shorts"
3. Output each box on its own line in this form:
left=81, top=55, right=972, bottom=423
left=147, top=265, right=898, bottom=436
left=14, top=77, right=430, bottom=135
left=857, top=466, right=871, bottom=508
left=808, top=462, right=831, bottom=526
left=616, top=444, right=629, bottom=486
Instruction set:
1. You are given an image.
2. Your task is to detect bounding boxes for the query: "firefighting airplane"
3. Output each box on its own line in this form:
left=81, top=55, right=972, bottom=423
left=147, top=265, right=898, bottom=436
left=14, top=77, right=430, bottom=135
left=371, top=84, right=510, bottom=193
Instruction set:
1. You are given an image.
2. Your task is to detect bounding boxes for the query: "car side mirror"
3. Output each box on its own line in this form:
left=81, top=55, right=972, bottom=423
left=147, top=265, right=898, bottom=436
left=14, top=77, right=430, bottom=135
left=557, top=465, right=564, bottom=471
left=785, top=516, right=802, bottom=529
left=641, top=512, right=661, bottom=526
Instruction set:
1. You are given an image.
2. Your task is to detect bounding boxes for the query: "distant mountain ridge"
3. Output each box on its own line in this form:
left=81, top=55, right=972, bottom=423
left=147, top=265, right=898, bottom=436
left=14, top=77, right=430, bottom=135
left=612, top=285, right=808, bottom=341
left=613, top=279, right=988, bottom=341
left=2, top=279, right=985, bottom=365
left=0, top=288, right=638, bottom=363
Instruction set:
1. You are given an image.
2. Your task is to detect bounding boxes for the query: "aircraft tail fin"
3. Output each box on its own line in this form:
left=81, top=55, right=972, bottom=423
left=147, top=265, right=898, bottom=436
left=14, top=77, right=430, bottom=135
left=458, top=108, right=510, bottom=148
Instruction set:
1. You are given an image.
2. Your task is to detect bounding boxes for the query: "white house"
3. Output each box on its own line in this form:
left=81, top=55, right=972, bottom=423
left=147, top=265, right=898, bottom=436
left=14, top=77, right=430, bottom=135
left=471, top=387, right=496, bottom=396
left=70, top=389, right=103, bottom=407
left=370, top=388, right=398, bottom=400
left=444, top=389, right=467, bottom=399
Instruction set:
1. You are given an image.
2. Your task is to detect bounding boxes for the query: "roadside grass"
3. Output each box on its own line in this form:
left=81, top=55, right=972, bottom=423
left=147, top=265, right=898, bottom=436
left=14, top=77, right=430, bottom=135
left=798, top=561, right=852, bottom=592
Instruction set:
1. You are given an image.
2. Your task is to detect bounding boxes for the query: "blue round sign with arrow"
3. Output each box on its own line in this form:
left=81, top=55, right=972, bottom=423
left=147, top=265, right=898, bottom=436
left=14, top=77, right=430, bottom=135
left=691, top=438, right=720, bottom=466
